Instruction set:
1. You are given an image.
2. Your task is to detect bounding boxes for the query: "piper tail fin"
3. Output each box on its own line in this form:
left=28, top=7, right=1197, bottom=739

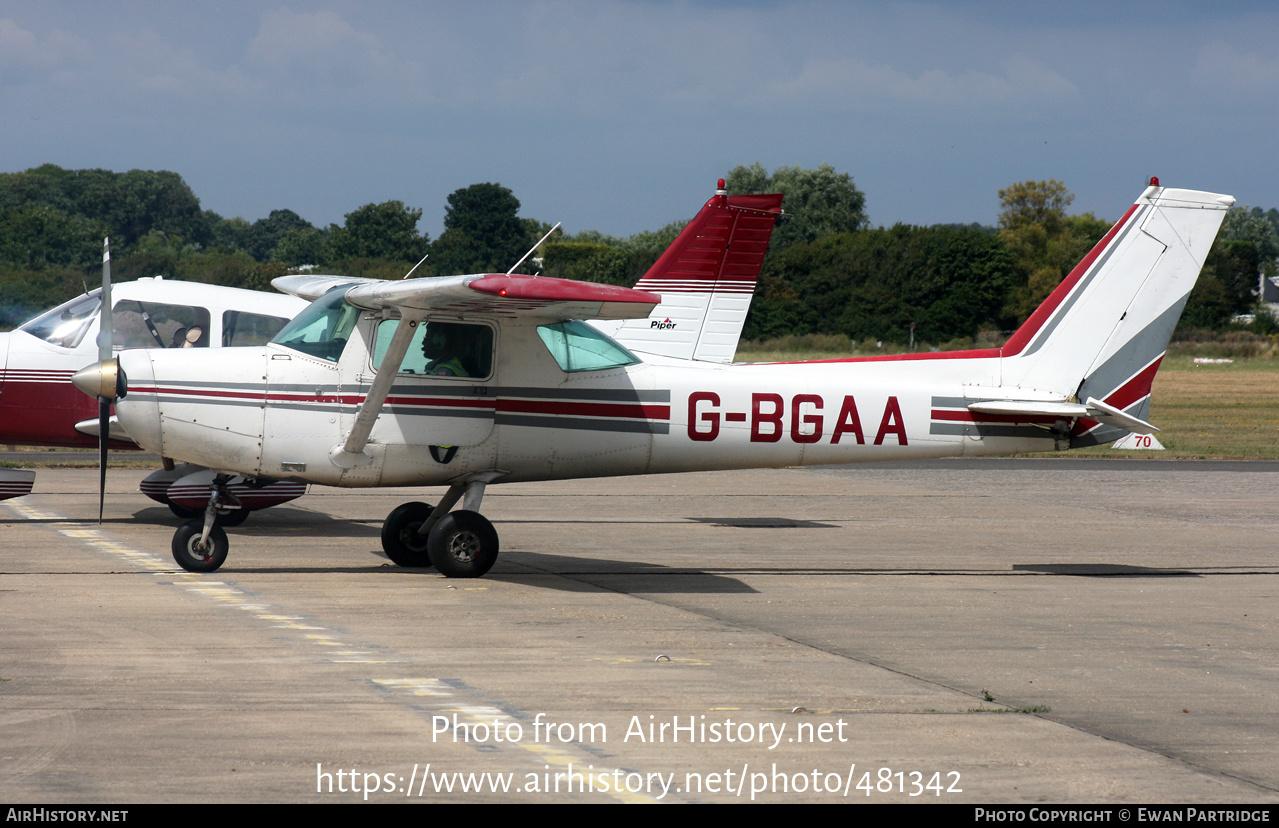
left=998, top=179, right=1234, bottom=446
left=599, top=180, right=783, bottom=363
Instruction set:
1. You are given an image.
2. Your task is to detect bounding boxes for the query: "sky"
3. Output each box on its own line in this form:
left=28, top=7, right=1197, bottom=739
left=3, top=1, right=1277, bottom=239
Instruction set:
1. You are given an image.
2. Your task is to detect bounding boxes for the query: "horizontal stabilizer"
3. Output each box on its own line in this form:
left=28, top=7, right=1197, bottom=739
left=1084, top=396, right=1159, bottom=435
left=966, top=397, right=1158, bottom=435
left=967, top=400, right=1088, bottom=419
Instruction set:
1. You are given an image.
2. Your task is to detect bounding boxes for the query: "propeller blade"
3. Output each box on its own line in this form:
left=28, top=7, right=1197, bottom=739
left=97, top=238, right=112, bottom=523
left=98, top=398, right=110, bottom=523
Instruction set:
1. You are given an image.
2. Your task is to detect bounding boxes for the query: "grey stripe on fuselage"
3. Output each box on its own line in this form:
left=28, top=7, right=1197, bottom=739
left=494, top=413, right=670, bottom=434
left=929, top=422, right=1050, bottom=440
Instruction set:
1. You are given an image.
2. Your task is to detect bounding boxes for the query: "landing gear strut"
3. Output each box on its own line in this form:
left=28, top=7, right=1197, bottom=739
left=380, top=474, right=502, bottom=578
left=170, top=473, right=238, bottom=572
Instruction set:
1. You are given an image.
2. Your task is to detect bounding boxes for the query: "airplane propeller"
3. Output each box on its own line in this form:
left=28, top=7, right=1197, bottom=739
left=71, top=238, right=126, bottom=522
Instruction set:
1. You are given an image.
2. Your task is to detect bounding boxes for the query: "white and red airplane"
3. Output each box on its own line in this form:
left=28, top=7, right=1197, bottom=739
left=0, top=275, right=309, bottom=514
left=78, top=179, right=1232, bottom=577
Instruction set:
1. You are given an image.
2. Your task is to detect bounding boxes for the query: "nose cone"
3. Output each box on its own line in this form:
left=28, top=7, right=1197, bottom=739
left=72, top=359, right=126, bottom=400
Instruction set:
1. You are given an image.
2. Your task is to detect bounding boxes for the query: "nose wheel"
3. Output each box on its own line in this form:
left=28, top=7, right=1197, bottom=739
left=169, top=473, right=238, bottom=572
left=172, top=521, right=229, bottom=572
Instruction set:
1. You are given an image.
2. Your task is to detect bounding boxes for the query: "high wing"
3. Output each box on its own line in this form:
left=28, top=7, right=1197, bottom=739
left=273, top=273, right=659, bottom=321
left=273, top=272, right=661, bottom=468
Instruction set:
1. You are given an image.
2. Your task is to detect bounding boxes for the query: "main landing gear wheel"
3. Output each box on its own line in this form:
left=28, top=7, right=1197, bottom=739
left=427, top=510, right=498, bottom=578
left=172, top=520, right=228, bottom=573
left=381, top=501, right=435, bottom=568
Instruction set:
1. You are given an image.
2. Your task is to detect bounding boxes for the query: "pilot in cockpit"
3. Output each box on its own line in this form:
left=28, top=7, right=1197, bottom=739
left=420, top=323, right=471, bottom=377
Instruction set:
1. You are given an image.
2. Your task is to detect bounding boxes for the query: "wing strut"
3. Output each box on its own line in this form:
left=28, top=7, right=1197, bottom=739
left=329, top=314, right=421, bottom=469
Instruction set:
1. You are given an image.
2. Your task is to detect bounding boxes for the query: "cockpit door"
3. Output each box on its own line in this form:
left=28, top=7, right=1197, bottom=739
left=356, top=317, right=497, bottom=449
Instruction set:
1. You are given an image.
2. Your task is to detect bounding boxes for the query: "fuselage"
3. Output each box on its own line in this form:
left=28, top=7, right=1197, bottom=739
left=113, top=309, right=1059, bottom=489
left=0, top=279, right=307, bottom=448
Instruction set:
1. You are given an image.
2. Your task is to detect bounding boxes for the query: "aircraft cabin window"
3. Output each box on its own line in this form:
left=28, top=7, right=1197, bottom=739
left=112, top=301, right=211, bottom=349
left=536, top=320, right=640, bottom=373
left=19, top=292, right=102, bottom=349
left=270, top=287, right=361, bottom=361
left=373, top=319, right=493, bottom=378
left=223, top=310, right=291, bottom=347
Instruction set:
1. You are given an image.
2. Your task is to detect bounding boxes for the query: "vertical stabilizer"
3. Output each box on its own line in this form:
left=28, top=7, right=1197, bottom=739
left=599, top=182, right=783, bottom=363
left=997, top=180, right=1234, bottom=445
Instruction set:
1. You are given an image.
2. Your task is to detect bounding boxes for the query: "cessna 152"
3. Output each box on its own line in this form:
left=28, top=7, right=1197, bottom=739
left=76, top=178, right=1233, bottom=578
left=0, top=275, right=309, bottom=513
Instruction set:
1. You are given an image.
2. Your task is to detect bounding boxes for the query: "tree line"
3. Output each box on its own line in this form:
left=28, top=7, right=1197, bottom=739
left=1, top=163, right=1274, bottom=344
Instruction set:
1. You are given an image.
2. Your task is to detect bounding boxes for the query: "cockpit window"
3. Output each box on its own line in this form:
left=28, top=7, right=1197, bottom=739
left=224, top=310, right=290, bottom=347
left=536, top=320, right=640, bottom=372
left=112, top=301, right=211, bottom=349
left=270, top=286, right=361, bottom=362
left=373, top=319, right=493, bottom=378
left=19, top=291, right=102, bottom=349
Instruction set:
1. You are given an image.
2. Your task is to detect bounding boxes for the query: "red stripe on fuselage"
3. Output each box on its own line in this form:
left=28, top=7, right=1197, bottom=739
left=136, top=385, right=669, bottom=421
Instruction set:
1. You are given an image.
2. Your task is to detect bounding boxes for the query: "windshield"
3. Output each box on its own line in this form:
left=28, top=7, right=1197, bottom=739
left=19, top=291, right=102, bottom=349
left=536, top=320, right=640, bottom=372
left=270, top=286, right=361, bottom=361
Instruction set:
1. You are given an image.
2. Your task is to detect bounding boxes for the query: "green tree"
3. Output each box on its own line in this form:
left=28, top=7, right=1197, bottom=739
left=209, top=214, right=252, bottom=251
left=744, top=225, right=1017, bottom=344
left=725, top=162, right=868, bottom=252
left=243, top=209, right=314, bottom=261
left=431, top=183, right=530, bottom=274
left=997, top=180, right=1109, bottom=320
left=0, top=204, right=104, bottom=269
left=0, top=165, right=211, bottom=248
left=271, top=226, right=328, bottom=267
left=327, top=200, right=429, bottom=264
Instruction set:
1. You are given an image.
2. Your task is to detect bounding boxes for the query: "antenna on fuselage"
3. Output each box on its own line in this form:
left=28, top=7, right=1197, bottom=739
left=506, top=222, right=561, bottom=275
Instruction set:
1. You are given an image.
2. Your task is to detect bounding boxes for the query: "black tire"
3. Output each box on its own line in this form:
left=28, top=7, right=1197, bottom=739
left=381, top=501, right=435, bottom=568
left=172, top=520, right=229, bottom=573
left=217, top=509, right=250, bottom=527
left=427, top=510, right=498, bottom=578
